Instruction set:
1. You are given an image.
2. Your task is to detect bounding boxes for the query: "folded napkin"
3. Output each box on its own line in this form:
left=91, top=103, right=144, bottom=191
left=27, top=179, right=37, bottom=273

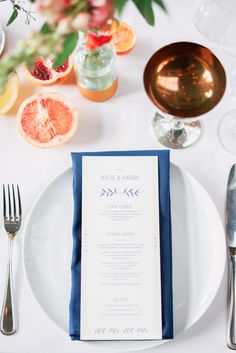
left=69, top=150, right=173, bottom=340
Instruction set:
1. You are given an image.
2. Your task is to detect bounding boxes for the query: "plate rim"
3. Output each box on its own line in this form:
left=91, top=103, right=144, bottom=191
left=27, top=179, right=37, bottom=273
left=22, top=163, right=226, bottom=351
left=0, top=25, right=5, bottom=56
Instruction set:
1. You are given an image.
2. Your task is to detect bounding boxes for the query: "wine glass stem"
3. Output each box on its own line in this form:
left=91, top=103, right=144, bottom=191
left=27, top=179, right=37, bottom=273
left=171, top=119, right=184, bottom=130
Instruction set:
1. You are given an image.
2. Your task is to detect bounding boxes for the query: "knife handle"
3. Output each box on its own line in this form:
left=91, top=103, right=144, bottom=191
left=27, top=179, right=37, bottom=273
left=228, top=254, right=236, bottom=349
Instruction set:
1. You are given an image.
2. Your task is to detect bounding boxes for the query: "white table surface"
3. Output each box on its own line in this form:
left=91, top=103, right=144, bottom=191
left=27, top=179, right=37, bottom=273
left=0, top=0, right=235, bottom=352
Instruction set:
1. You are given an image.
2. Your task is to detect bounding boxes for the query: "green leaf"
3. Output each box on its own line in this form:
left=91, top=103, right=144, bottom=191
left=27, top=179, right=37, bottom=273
left=7, top=9, right=18, bottom=26
left=152, top=0, right=167, bottom=11
left=53, top=32, right=78, bottom=68
left=25, top=55, right=35, bottom=68
left=40, top=22, right=53, bottom=34
left=132, top=0, right=155, bottom=26
left=115, top=0, right=128, bottom=13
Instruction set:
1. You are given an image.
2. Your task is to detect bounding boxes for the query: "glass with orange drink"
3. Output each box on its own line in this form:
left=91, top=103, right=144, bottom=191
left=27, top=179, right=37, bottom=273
left=73, top=33, right=118, bottom=102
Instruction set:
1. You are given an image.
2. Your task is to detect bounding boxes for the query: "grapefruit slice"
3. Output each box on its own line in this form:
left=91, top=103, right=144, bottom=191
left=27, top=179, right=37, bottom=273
left=25, top=57, right=73, bottom=86
left=17, top=92, right=78, bottom=148
left=100, top=20, right=136, bottom=55
left=0, top=72, right=19, bottom=115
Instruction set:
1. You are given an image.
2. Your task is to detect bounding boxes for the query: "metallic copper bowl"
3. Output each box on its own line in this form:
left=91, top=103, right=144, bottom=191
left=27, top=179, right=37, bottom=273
left=143, top=42, right=226, bottom=118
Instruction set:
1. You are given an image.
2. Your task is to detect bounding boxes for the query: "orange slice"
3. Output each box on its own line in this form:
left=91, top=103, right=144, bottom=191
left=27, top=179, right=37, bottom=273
left=100, top=20, right=136, bottom=55
left=25, top=57, right=73, bottom=86
left=17, top=92, right=78, bottom=148
left=0, top=73, right=19, bottom=115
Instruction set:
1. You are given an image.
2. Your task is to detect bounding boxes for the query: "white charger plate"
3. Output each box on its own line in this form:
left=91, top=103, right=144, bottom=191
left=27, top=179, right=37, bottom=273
left=23, top=164, right=226, bottom=351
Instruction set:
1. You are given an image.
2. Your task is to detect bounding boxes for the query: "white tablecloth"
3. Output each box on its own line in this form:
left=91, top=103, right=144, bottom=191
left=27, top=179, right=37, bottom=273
left=0, top=0, right=234, bottom=352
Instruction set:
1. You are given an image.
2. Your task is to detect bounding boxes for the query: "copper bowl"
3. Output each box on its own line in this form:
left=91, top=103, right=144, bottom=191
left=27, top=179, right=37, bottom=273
left=143, top=42, right=226, bottom=118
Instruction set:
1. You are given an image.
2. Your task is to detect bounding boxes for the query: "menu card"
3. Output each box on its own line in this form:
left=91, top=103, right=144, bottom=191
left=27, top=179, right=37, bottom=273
left=80, top=156, right=163, bottom=340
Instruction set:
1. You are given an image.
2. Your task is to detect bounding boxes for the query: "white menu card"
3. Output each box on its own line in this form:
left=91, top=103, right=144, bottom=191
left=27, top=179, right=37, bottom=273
left=80, top=156, right=162, bottom=340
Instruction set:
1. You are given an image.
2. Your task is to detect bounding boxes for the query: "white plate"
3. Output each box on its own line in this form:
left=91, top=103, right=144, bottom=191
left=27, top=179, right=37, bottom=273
left=23, top=164, right=226, bottom=351
left=0, top=25, right=5, bottom=56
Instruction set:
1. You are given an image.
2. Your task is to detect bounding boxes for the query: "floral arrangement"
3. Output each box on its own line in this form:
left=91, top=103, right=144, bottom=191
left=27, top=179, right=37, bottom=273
left=0, top=0, right=166, bottom=92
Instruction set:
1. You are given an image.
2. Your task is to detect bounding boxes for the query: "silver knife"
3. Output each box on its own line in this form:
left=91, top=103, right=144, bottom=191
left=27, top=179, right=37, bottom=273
left=227, top=164, right=236, bottom=349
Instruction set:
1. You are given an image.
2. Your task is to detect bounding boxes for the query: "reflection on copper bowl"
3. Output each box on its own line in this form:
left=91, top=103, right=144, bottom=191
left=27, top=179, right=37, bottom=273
left=143, top=42, right=226, bottom=118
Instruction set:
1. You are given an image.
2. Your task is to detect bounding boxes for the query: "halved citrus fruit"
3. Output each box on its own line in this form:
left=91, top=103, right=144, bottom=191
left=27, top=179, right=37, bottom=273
left=0, top=72, right=19, bottom=115
left=17, top=92, right=78, bottom=148
left=100, top=20, right=136, bottom=55
left=25, top=57, right=73, bottom=86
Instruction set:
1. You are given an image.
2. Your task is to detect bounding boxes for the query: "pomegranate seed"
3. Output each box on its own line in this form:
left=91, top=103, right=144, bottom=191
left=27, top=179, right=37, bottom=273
left=30, top=59, right=52, bottom=81
left=54, top=60, right=69, bottom=73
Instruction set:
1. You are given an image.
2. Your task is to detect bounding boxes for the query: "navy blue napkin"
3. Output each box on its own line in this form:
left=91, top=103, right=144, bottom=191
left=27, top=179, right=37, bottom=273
left=69, top=150, right=173, bottom=340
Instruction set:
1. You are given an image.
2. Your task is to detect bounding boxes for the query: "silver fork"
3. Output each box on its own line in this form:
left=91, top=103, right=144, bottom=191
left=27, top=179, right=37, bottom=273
left=0, top=185, right=22, bottom=335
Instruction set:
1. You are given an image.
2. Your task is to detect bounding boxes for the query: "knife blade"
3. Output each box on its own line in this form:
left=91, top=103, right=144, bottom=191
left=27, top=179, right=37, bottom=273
left=226, top=164, right=236, bottom=349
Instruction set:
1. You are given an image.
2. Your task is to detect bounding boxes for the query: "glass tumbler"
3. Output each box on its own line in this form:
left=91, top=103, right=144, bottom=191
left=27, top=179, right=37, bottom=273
left=73, top=39, right=118, bottom=102
left=193, top=0, right=236, bottom=47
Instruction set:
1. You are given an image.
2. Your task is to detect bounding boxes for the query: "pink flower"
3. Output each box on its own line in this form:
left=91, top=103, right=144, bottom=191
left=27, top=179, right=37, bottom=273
left=37, top=0, right=73, bottom=15
left=71, top=12, right=90, bottom=30
left=37, top=0, right=61, bottom=13
left=37, top=0, right=113, bottom=29
left=89, top=0, right=106, bottom=6
left=63, top=0, right=73, bottom=5
left=89, top=1, right=113, bottom=28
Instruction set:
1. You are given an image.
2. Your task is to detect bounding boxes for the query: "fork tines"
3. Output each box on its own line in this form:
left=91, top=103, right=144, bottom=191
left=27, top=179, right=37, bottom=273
left=3, top=184, right=22, bottom=222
